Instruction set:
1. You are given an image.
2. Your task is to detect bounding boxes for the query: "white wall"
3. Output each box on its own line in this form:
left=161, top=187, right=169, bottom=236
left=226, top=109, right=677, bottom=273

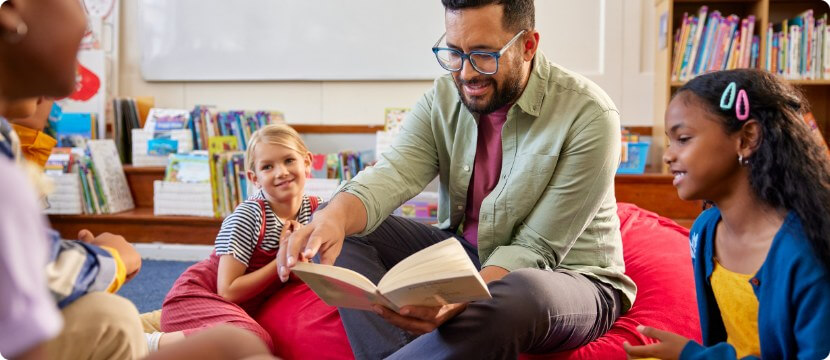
left=119, top=0, right=655, bottom=126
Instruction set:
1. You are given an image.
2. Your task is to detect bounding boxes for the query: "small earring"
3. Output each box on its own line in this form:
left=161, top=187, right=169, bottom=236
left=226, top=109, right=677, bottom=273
left=3, top=21, right=27, bottom=44
left=738, top=154, right=749, bottom=166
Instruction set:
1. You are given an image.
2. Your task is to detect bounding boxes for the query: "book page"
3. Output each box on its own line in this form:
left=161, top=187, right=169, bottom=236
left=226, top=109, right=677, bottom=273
left=381, top=275, right=493, bottom=309
left=377, top=238, right=491, bottom=308
left=379, top=238, right=478, bottom=289
left=292, top=262, right=388, bottom=311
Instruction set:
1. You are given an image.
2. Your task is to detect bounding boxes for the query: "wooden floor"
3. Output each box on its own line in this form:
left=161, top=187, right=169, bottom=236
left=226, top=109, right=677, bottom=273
left=48, top=166, right=700, bottom=244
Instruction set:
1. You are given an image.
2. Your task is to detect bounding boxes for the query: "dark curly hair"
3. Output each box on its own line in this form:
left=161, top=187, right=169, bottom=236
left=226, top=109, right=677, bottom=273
left=441, top=0, right=534, bottom=32
left=676, top=68, right=830, bottom=270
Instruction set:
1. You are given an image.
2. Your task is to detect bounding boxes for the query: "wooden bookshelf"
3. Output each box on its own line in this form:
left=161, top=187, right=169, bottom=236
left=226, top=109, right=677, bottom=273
left=653, top=0, right=830, bottom=169
left=47, top=166, right=700, bottom=244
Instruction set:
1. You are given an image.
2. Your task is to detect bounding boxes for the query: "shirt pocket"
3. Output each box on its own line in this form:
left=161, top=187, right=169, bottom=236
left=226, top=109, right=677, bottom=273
left=504, top=153, right=559, bottom=214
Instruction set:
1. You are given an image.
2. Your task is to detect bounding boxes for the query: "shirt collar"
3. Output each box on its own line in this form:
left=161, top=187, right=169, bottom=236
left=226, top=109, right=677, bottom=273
left=514, top=51, right=550, bottom=117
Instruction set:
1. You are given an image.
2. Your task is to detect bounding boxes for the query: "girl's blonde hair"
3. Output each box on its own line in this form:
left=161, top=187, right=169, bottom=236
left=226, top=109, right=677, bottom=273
left=245, top=124, right=309, bottom=172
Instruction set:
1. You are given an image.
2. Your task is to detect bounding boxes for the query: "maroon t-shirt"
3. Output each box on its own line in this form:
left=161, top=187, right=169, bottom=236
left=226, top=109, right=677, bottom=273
left=462, top=104, right=511, bottom=247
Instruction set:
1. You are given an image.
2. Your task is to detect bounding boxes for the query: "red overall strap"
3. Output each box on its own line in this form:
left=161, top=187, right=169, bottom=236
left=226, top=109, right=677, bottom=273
left=255, top=199, right=267, bottom=248
left=309, top=196, right=319, bottom=213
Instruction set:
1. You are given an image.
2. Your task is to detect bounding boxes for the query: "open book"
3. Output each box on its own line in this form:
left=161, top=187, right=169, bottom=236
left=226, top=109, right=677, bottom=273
left=292, top=238, right=491, bottom=311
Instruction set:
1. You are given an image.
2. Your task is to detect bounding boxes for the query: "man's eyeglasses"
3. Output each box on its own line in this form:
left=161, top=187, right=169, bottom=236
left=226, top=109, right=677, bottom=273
left=431, top=30, right=526, bottom=75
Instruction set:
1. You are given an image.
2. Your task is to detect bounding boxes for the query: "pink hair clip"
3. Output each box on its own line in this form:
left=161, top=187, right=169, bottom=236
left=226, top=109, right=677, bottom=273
left=735, top=89, right=750, bottom=121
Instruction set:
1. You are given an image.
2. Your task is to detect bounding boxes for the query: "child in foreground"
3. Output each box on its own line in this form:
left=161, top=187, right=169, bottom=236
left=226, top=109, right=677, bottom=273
left=624, top=69, right=830, bottom=359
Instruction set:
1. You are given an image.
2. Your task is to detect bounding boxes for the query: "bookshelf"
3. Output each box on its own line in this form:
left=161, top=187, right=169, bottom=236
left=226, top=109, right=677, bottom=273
left=653, top=0, right=830, bottom=169
left=47, top=165, right=702, bottom=244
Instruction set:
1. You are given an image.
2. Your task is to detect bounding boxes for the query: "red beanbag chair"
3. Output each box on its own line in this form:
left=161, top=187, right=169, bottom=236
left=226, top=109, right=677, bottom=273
left=521, top=203, right=702, bottom=359
left=258, top=203, right=701, bottom=359
left=255, top=275, right=354, bottom=360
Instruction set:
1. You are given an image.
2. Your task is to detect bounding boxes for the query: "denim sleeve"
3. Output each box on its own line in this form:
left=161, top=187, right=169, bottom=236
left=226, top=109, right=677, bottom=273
left=46, top=229, right=119, bottom=308
left=680, top=341, right=760, bottom=360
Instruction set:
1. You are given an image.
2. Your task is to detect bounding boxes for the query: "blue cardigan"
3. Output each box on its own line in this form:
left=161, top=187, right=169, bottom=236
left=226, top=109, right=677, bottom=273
left=680, top=208, right=830, bottom=359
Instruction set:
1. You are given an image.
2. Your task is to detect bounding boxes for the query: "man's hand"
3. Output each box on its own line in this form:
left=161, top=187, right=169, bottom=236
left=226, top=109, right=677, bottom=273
left=371, top=302, right=468, bottom=335
left=623, top=325, right=691, bottom=360
left=78, top=229, right=141, bottom=282
left=278, top=220, right=306, bottom=262
left=480, top=266, right=509, bottom=283
left=277, top=214, right=346, bottom=282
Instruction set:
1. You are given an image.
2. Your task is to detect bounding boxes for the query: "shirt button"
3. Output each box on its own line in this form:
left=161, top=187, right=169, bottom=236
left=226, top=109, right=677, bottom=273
left=750, top=278, right=760, bottom=286
left=457, top=205, right=463, bottom=210
left=463, top=165, right=470, bottom=171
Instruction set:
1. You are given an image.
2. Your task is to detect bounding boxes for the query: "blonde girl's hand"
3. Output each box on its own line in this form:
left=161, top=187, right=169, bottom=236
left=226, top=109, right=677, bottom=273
left=623, top=325, right=691, bottom=360
left=278, top=220, right=308, bottom=262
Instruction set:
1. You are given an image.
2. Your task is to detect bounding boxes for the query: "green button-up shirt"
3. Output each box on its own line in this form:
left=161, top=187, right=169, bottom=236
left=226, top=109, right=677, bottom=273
left=341, top=51, right=636, bottom=309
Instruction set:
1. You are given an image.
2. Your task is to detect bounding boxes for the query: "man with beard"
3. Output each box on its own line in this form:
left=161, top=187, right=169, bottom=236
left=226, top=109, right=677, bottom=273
left=279, top=0, right=635, bottom=358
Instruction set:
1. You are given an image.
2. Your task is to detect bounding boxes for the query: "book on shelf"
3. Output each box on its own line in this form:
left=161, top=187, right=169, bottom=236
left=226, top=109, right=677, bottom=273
left=190, top=106, right=284, bottom=151
left=112, top=97, right=144, bottom=164
left=292, top=238, right=491, bottom=312
left=51, top=112, right=100, bottom=147
left=43, top=140, right=134, bottom=215
left=131, top=128, right=194, bottom=167
left=672, top=6, right=759, bottom=82
left=86, top=139, right=135, bottom=214
left=766, top=10, right=829, bottom=80
left=154, top=181, right=214, bottom=217
left=803, top=112, right=830, bottom=155
left=154, top=153, right=214, bottom=217
left=44, top=172, right=83, bottom=215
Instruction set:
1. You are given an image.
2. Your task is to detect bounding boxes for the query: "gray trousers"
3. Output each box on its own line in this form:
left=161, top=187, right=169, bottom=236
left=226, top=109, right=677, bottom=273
left=333, top=215, right=623, bottom=360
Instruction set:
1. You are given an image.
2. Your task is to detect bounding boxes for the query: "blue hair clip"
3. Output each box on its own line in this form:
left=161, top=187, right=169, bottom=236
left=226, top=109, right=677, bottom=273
left=720, top=82, right=737, bottom=110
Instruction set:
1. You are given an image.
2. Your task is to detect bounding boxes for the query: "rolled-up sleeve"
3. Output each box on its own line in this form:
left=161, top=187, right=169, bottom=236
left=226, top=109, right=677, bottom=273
left=483, top=109, right=621, bottom=271
left=341, top=91, right=440, bottom=235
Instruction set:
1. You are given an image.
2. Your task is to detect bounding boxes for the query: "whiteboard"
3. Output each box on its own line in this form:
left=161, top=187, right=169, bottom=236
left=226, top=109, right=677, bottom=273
left=138, top=0, right=448, bottom=81
left=137, top=0, right=622, bottom=87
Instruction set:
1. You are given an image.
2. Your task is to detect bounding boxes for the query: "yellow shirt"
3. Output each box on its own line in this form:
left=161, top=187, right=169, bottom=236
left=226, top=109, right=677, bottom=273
left=711, top=259, right=761, bottom=358
left=11, top=123, right=57, bottom=168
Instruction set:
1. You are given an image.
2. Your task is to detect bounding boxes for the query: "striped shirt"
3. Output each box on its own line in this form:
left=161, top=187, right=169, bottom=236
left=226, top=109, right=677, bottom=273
left=215, top=190, right=319, bottom=266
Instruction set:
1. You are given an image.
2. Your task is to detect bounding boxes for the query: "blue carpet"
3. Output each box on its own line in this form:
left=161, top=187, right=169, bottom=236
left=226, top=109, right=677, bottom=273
left=120, top=260, right=195, bottom=313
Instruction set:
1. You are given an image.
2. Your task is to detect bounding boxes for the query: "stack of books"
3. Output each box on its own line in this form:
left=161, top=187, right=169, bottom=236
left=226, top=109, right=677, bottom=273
left=190, top=106, right=284, bottom=151
left=672, top=6, right=759, bottom=82
left=208, top=136, right=249, bottom=218
left=154, top=152, right=214, bottom=217
left=43, top=140, right=134, bottom=215
left=310, top=151, right=376, bottom=182
left=766, top=10, right=830, bottom=80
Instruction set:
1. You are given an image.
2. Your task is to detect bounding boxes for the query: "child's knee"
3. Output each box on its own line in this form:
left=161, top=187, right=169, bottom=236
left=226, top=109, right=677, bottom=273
left=55, top=292, right=147, bottom=359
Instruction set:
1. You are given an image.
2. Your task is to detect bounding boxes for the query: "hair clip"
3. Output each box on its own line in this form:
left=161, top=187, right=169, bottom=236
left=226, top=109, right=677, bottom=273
left=720, top=82, right=737, bottom=110
left=719, top=82, right=750, bottom=121
left=735, top=89, right=750, bottom=121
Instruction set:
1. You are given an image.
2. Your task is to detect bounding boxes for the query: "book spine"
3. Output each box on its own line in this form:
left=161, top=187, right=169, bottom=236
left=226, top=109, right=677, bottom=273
left=751, top=36, right=759, bottom=68
left=681, top=17, right=698, bottom=80
left=696, top=12, right=719, bottom=75
left=685, top=6, right=708, bottom=79
left=672, top=13, right=690, bottom=81
left=86, top=159, right=110, bottom=214
left=719, top=17, right=737, bottom=70
left=737, top=18, right=748, bottom=68
left=77, top=161, right=92, bottom=214
left=764, top=23, right=775, bottom=72
left=706, top=18, right=724, bottom=71
left=825, top=18, right=830, bottom=78
left=744, top=16, right=756, bottom=68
